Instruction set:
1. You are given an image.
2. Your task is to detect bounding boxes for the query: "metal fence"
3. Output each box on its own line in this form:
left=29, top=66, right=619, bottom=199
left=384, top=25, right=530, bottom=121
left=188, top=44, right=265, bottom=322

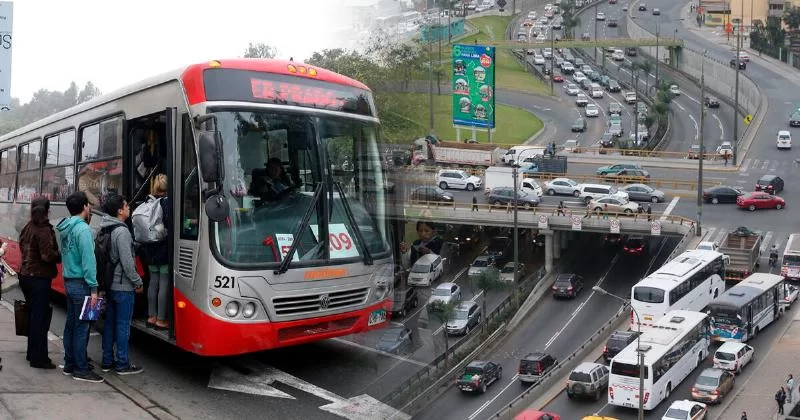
left=382, top=266, right=547, bottom=408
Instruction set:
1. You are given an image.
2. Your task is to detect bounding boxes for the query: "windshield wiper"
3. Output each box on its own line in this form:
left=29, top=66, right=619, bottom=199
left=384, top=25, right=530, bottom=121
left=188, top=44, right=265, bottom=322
left=275, top=182, right=324, bottom=275
left=333, top=181, right=373, bottom=266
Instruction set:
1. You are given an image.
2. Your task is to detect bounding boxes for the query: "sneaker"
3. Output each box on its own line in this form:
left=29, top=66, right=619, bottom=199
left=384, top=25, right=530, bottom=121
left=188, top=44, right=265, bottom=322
left=101, top=363, right=115, bottom=372
left=116, top=365, right=144, bottom=375
left=62, top=366, right=73, bottom=376
left=72, top=370, right=105, bottom=383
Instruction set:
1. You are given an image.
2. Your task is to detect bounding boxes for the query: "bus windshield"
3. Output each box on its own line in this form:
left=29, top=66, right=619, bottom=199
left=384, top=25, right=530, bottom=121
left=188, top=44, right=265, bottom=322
left=210, top=109, right=389, bottom=267
left=783, top=254, right=800, bottom=266
left=633, top=286, right=665, bottom=303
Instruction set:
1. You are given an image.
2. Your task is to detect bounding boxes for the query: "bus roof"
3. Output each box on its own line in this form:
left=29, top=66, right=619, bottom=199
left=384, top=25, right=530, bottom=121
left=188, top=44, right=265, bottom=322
left=708, top=273, right=784, bottom=309
left=0, top=58, right=370, bottom=143
left=787, top=234, right=800, bottom=254
left=632, top=249, right=722, bottom=291
left=612, top=310, right=708, bottom=364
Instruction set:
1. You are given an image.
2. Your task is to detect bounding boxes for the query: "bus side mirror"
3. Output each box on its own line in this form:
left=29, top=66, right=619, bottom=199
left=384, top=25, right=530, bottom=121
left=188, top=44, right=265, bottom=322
left=199, top=130, right=223, bottom=184
left=723, top=255, right=731, bottom=265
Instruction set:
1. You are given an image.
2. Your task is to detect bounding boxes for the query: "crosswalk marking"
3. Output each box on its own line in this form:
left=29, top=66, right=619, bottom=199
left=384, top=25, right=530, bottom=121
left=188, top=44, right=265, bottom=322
left=738, top=157, right=800, bottom=175
left=759, top=231, right=774, bottom=256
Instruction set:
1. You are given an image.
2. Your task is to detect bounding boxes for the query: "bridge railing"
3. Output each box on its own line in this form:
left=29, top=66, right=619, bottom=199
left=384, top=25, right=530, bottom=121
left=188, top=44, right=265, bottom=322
left=391, top=169, right=721, bottom=191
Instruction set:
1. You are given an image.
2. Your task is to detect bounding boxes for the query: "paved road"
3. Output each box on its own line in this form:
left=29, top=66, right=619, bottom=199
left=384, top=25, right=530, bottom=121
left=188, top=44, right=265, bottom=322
left=413, top=234, right=679, bottom=420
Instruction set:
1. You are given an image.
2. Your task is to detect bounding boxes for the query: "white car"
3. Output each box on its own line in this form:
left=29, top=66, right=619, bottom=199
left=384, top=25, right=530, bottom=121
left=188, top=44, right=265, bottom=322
left=590, top=86, right=604, bottom=98
left=596, top=12, right=606, bottom=20
left=669, top=84, right=681, bottom=95
left=575, top=93, right=589, bottom=106
left=612, top=49, right=624, bottom=61
left=427, top=282, right=462, bottom=306
left=738, top=51, right=750, bottom=62
left=662, top=400, right=707, bottom=420
left=777, top=130, right=792, bottom=149
left=573, top=71, right=587, bottom=83
left=695, top=241, right=719, bottom=251
left=713, top=342, right=754, bottom=374
left=561, top=62, right=575, bottom=72
left=527, top=11, right=537, bottom=19
left=468, top=255, right=494, bottom=277
left=565, top=83, right=580, bottom=95
left=585, top=103, right=600, bottom=117
left=533, top=54, right=545, bottom=65
left=543, top=48, right=553, bottom=58
left=588, top=196, right=639, bottom=214
left=543, top=177, right=580, bottom=196
left=717, top=141, right=733, bottom=156
left=536, top=34, right=547, bottom=43
left=562, top=139, right=580, bottom=152
left=783, top=283, right=799, bottom=308
left=407, top=254, right=444, bottom=287
left=436, top=169, right=482, bottom=191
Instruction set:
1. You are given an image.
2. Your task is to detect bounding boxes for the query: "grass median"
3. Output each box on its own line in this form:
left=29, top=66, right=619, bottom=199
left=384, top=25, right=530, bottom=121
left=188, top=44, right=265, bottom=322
left=384, top=93, right=543, bottom=145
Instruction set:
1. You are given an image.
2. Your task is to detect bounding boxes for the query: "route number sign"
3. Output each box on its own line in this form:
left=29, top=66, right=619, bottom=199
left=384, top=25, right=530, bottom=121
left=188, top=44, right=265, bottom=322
left=610, top=219, right=620, bottom=234
left=650, top=221, right=662, bottom=236
left=571, top=215, right=582, bottom=231
left=538, top=214, right=548, bottom=229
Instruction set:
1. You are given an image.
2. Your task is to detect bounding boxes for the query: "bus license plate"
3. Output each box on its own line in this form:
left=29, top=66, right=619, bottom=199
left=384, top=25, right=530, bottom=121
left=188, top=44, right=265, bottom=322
left=622, top=402, right=636, bottom=408
left=368, top=309, right=387, bottom=326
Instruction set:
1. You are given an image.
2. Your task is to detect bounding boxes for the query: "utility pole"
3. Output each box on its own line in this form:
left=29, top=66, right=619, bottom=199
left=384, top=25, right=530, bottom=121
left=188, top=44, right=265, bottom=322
left=594, top=4, right=599, bottom=63
left=696, top=51, right=706, bottom=236
left=732, top=1, right=743, bottom=165
left=550, top=27, right=555, bottom=95
left=512, top=165, right=519, bottom=307
left=428, top=23, right=435, bottom=134
left=654, top=22, right=660, bottom=90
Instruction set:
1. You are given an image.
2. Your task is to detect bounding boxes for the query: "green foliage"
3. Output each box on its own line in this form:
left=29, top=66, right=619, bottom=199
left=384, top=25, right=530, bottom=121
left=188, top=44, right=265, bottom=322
left=427, top=300, right=457, bottom=324
left=243, top=42, right=278, bottom=59
left=0, top=81, right=101, bottom=135
left=643, top=115, right=655, bottom=129
left=652, top=101, right=669, bottom=119
left=784, top=6, right=800, bottom=31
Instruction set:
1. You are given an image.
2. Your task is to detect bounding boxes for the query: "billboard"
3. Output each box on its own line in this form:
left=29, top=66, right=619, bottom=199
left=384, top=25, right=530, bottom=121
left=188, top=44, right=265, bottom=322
left=0, top=2, right=11, bottom=110
left=451, top=44, right=495, bottom=129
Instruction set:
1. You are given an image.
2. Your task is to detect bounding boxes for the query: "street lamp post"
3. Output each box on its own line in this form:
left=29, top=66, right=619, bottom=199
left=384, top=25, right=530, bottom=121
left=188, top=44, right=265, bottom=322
left=593, top=286, right=644, bottom=420
left=512, top=165, right=520, bottom=305
left=594, top=4, right=599, bottom=63
left=696, top=50, right=707, bottom=236
left=654, top=22, right=660, bottom=90
left=732, top=0, right=744, bottom=165
left=550, top=26, right=555, bottom=95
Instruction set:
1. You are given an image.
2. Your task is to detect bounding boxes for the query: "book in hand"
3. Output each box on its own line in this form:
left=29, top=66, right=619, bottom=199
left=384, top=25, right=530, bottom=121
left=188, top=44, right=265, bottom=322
left=79, top=296, right=104, bottom=321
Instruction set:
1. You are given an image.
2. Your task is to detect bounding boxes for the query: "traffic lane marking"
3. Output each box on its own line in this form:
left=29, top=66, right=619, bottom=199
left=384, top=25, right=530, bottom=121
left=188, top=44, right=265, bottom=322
left=329, top=338, right=428, bottom=367
left=712, top=112, right=725, bottom=141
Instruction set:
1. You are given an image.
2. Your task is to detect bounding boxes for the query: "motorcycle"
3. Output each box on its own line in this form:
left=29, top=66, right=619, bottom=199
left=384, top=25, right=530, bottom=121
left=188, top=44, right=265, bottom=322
left=769, top=253, right=778, bottom=268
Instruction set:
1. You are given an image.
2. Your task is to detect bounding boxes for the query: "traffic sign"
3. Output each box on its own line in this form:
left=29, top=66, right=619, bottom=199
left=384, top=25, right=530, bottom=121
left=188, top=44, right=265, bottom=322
left=650, top=221, right=662, bottom=236
left=743, top=114, right=753, bottom=125
left=610, top=219, right=620, bottom=234
left=571, top=215, right=582, bottom=231
left=538, top=214, right=549, bottom=229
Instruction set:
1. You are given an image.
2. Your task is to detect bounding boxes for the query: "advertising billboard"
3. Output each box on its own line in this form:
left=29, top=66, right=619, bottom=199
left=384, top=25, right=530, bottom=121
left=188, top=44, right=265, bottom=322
left=451, top=44, right=495, bottom=129
left=0, top=2, right=12, bottom=110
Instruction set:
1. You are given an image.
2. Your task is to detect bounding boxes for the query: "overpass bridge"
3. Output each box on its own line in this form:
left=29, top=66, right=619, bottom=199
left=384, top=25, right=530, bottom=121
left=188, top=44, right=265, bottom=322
left=486, top=37, right=683, bottom=49
left=388, top=201, right=695, bottom=272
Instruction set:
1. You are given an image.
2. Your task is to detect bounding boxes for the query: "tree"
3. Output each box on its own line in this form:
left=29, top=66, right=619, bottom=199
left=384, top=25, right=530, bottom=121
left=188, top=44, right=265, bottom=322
left=78, top=81, right=101, bottom=104
left=0, top=81, right=102, bottom=135
left=561, top=11, right=582, bottom=39
left=427, top=301, right=457, bottom=366
left=243, top=42, right=278, bottom=59
left=469, top=265, right=509, bottom=333
left=784, top=6, right=800, bottom=32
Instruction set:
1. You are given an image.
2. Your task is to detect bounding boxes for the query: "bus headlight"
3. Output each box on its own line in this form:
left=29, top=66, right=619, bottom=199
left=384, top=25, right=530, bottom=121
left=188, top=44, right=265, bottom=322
left=371, top=265, right=394, bottom=302
left=242, top=302, right=257, bottom=318
left=225, top=301, right=240, bottom=317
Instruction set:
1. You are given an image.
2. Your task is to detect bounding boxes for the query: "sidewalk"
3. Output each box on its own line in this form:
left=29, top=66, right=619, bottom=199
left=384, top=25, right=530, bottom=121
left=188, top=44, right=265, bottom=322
left=716, top=306, right=800, bottom=420
left=0, top=285, right=175, bottom=420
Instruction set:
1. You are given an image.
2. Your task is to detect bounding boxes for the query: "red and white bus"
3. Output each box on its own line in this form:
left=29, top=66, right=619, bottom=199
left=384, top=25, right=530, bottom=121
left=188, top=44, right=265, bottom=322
left=782, top=233, right=800, bottom=280
left=0, top=59, right=394, bottom=356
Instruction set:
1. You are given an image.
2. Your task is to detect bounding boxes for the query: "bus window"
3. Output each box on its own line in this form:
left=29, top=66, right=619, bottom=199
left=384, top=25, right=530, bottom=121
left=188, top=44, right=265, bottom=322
left=77, top=117, right=123, bottom=203
left=42, top=130, right=76, bottom=202
left=0, top=147, right=17, bottom=201
left=16, top=140, right=41, bottom=202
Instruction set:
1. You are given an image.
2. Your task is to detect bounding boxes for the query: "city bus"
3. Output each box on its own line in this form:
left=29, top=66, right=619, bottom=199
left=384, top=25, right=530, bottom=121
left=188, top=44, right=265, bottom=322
left=707, top=273, right=784, bottom=342
left=781, top=233, right=800, bottom=280
left=629, top=249, right=726, bottom=329
left=0, top=59, right=394, bottom=356
left=608, top=310, right=710, bottom=411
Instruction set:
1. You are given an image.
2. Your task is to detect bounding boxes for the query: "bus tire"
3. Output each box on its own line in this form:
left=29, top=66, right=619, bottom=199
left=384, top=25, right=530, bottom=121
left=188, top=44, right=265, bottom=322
left=665, top=383, right=672, bottom=400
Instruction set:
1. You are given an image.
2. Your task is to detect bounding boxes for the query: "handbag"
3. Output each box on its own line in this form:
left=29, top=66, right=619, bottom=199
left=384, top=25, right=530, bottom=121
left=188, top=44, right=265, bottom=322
left=14, top=299, right=28, bottom=337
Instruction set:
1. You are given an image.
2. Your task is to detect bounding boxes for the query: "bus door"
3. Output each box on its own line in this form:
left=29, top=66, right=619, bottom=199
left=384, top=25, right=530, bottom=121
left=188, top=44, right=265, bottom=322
left=774, top=287, right=781, bottom=318
left=746, top=306, right=753, bottom=338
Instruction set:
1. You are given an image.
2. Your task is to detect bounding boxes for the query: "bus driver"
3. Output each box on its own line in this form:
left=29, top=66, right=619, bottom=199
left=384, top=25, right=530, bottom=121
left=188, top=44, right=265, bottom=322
left=250, top=157, right=294, bottom=202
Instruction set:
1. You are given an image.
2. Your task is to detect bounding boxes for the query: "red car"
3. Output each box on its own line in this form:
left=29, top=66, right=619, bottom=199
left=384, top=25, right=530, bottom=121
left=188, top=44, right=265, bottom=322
left=514, top=410, right=561, bottom=420
left=609, top=0, right=617, bottom=3
left=622, top=236, right=648, bottom=256
left=552, top=75, right=564, bottom=83
left=737, top=192, right=786, bottom=211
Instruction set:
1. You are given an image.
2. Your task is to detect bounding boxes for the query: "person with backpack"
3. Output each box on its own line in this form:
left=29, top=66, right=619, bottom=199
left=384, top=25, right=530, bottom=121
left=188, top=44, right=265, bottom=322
left=19, top=197, right=61, bottom=369
left=136, top=174, right=171, bottom=330
left=99, top=194, right=144, bottom=375
left=56, top=191, right=103, bottom=383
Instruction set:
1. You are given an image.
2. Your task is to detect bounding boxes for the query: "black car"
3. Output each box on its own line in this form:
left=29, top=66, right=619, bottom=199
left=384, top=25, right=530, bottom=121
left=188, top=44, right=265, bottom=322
left=519, top=352, right=558, bottom=384
left=446, top=225, right=481, bottom=252
left=607, top=80, right=621, bottom=92
left=552, top=273, right=584, bottom=298
left=705, top=96, right=720, bottom=108
left=376, top=325, right=413, bottom=354
left=625, top=47, right=638, bottom=56
left=607, top=18, right=618, bottom=27
left=485, top=236, right=513, bottom=264
left=603, top=330, right=642, bottom=362
left=755, top=174, right=784, bottom=194
left=457, top=361, right=502, bottom=393
left=571, top=117, right=587, bottom=132
left=703, top=185, right=744, bottom=204
left=789, top=111, right=800, bottom=127
left=730, top=58, right=746, bottom=70
left=390, top=287, right=419, bottom=318
left=604, top=233, right=623, bottom=245
left=487, top=187, right=541, bottom=208
left=599, top=131, right=615, bottom=148
left=409, top=186, right=454, bottom=204
left=531, top=233, right=546, bottom=247
left=638, top=3, right=647, bottom=11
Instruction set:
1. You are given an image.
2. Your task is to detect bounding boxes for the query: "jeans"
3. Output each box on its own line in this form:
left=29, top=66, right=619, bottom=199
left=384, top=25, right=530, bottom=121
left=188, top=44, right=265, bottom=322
left=63, top=278, right=91, bottom=373
left=102, top=289, right=135, bottom=369
left=19, top=275, right=53, bottom=365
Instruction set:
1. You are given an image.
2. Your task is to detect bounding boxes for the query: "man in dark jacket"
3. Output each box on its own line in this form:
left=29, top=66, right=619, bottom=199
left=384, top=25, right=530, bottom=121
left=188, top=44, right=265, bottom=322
left=19, top=197, right=61, bottom=369
left=100, top=194, right=144, bottom=375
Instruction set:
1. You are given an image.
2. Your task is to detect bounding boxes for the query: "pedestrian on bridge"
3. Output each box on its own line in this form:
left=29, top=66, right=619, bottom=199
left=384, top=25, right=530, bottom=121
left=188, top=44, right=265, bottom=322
left=557, top=201, right=565, bottom=216
left=646, top=204, right=652, bottom=221
left=723, top=153, right=729, bottom=166
left=787, top=374, right=795, bottom=404
left=741, top=411, right=747, bottom=420
left=472, top=195, right=478, bottom=212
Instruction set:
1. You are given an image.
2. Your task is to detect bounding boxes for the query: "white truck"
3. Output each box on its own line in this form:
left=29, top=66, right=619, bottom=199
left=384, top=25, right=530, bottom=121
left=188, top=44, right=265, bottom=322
left=412, top=137, right=506, bottom=167
left=484, top=166, right=543, bottom=196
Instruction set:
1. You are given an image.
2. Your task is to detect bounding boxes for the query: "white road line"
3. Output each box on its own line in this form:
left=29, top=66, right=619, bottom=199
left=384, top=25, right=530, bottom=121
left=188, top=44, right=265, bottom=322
left=683, top=94, right=700, bottom=105
left=759, top=231, right=774, bottom=258
left=466, top=373, right=521, bottom=420
left=687, top=114, right=699, bottom=140
left=659, top=197, right=680, bottom=221
left=712, top=113, right=725, bottom=141
left=761, top=160, right=770, bottom=170
left=330, top=338, right=429, bottom=367
left=675, top=102, right=686, bottom=112
left=739, top=158, right=752, bottom=172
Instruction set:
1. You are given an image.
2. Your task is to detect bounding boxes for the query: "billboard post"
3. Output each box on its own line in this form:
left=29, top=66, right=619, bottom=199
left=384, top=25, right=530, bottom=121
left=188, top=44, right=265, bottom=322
left=0, top=2, right=12, bottom=111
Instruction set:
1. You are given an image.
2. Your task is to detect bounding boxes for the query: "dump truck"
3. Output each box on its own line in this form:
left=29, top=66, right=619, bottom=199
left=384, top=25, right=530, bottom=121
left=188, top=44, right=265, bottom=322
left=411, top=137, right=506, bottom=167
left=720, top=226, right=763, bottom=282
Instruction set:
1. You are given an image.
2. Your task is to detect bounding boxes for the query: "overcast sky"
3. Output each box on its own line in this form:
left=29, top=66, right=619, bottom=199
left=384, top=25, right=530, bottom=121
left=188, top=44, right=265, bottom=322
left=11, top=0, right=376, bottom=103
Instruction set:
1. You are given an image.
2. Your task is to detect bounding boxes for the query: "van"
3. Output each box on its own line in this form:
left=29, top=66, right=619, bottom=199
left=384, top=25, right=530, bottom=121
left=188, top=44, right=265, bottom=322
left=713, top=341, right=754, bottom=374
left=577, top=183, right=627, bottom=203
left=503, top=145, right=545, bottom=164
left=777, top=130, right=792, bottom=149
left=519, top=352, right=558, bottom=383
left=407, top=254, right=444, bottom=287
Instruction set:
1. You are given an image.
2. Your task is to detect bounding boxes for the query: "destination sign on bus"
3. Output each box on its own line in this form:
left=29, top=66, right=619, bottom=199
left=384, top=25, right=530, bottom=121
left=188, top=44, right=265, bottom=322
left=203, top=69, right=376, bottom=117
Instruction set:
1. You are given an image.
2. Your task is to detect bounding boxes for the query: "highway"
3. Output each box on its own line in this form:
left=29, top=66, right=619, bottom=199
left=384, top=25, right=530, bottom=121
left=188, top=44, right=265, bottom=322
left=413, top=234, right=680, bottom=420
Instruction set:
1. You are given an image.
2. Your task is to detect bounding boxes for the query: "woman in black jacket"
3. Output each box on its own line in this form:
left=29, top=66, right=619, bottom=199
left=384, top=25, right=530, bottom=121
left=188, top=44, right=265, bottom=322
left=19, top=197, right=61, bottom=369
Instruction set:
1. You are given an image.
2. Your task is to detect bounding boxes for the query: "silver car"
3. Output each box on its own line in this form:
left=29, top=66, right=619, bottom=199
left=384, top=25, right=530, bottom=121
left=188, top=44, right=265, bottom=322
left=620, top=183, right=665, bottom=203
left=543, top=177, right=580, bottom=196
left=499, top=262, right=526, bottom=282
left=446, top=301, right=482, bottom=335
left=468, top=255, right=495, bottom=277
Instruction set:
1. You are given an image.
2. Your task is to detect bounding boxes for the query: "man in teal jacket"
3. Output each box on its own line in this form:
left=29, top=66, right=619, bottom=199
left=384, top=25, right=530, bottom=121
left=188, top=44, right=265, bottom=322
left=56, top=191, right=103, bottom=383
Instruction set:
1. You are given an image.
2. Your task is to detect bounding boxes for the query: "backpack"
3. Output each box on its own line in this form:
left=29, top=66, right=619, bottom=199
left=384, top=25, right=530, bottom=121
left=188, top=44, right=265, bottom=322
left=131, top=195, right=166, bottom=244
left=95, top=225, right=124, bottom=292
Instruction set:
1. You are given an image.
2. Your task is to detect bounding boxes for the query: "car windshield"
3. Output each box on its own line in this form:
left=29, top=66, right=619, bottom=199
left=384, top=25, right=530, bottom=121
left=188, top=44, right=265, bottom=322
left=715, top=351, right=736, bottom=361
left=696, top=374, right=720, bottom=386
left=502, top=265, right=516, bottom=273
left=211, top=109, right=389, bottom=268
left=758, top=177, right=772, bottom=184
left=464, top=366, right=483, bottom=375
left=555, top=279, right=572, bottom=287
left=454, top=309, right=469, bottom=320
left=411, top=264, right=430, bottom=273
left=663, top=408, right=688, bottom=419
left=633, top=286, right=665, bottom=303
left=568, top=371, right=591, bottom=382
left=472, top=259, right=489, bottom=267
left=433, top=288, right=451, bottom=297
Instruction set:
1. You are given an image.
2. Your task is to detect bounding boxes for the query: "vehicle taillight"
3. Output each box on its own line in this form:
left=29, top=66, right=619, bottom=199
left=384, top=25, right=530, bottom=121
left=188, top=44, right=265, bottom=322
left=567, top=286, right=573, bottom=290
left=711, top=389, right=720, bottom=395
left=552, top=285, right=557, bottom=290
left=603, top=345, right=608, bottom=353
left=608, top=387, right=614, bottom=398
left=734, top=361, right=739, bottom=371
left=630, top=310, right=635, bottom=325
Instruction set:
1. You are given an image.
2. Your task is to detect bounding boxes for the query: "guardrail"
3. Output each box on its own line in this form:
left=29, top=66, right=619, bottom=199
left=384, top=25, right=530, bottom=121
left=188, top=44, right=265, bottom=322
left=487, top=305, right=628, bottom=419
left=383, top=266, right=547, bottom=409
left=391, top=169, right=721, bottom=191
left=666, top=223, right=698, bottom=261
